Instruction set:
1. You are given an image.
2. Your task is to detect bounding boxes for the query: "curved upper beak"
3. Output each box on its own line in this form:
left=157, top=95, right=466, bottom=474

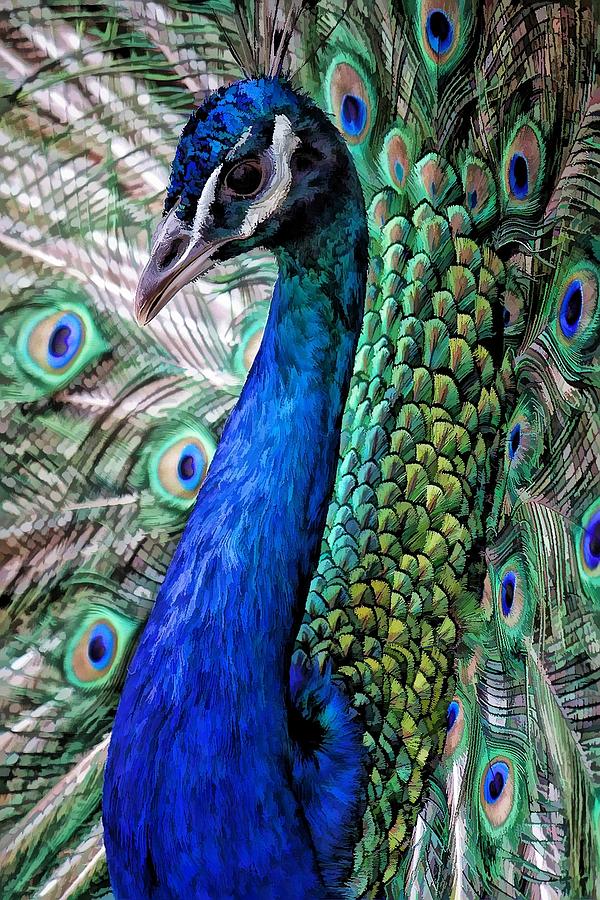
left=135, top=209, right=221, bottom=325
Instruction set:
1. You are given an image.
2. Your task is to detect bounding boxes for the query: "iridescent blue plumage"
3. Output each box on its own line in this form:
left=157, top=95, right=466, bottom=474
left=103, top=77, right=369, bottom=898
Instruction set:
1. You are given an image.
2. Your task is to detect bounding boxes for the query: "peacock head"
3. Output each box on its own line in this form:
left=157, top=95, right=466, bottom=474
left=136, top=77, right=360, bottom=324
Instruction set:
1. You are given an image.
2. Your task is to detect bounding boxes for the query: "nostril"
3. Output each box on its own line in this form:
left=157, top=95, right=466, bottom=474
left=157, top=237, right=188, bottom=270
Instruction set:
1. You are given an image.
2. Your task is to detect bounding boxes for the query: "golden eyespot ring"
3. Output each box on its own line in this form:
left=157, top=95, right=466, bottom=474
left=155, top=437, right=210, bottom=502
left=504, top=124, right=542, bottom=203
left=420, top=1, right=461, bottom=65
left=328, top=61, right=372, bottom=145
left=26, top=310, right=86, bottom=375
left=557, top=268, right=598, bottom=342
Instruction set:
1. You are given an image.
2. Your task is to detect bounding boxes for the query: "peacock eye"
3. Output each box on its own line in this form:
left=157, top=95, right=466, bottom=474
left=446, top=700, right=459, bottom=731
left=582, top=510, right=600, bottom=572
left=443, top=696, right=465, bottom=758
left=508, top=152, right=529, bottom=199
left=480, top=758, right=514, bottom=827
left=14, top=299, right=108, bottom=397
left=340, top=94, right=367, bottom=136
left=47, top=313, right=84, bottom=367
left=500, top=571, right=516, bottom=616
left=484, top=761, right=508, bottom=802
left=508, top=423, right=521, bottom=460
left=28, top=310, right=86, bottom=373
left=503, top=121, right=543, bottom=206
left=71, top=619, right=118, bottom=682
left=578, top=501, right=600, bottom=595
left=143, top=427, right=216, bottom=511
left=65, top=611, right=136, bottom=688
left=223, top=159, right=265, bottom=198
left=559, top=279, right=584, bottom=337
left=426, top=9, right=454, bottom=55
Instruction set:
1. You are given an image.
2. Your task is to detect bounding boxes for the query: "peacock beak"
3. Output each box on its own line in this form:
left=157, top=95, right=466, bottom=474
left=135, top=209, right=221, bottom=325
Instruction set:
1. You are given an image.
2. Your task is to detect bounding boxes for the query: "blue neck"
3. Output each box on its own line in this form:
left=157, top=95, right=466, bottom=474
left=104, top=206, right=367, bottom=899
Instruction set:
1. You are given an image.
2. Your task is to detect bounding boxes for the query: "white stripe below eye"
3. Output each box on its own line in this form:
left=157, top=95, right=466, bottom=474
left=156, top=163, right=222, bottom=272
left=238, top=114, right=300, bottom=239
left=192, top=163, right=223, bottom=239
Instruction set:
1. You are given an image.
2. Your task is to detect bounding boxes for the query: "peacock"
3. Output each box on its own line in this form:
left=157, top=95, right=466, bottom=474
left=1, top=1, right=599, bottom=898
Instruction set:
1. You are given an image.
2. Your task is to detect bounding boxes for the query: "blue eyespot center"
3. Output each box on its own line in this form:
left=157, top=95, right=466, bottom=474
left=177, top=443, right=204, bottom=491
left=508, top=423, right=521, bottom=460
left=483, top=760, right=509, bottom=804
left=447, top=700, right=459, bottom=731
left=87, top=623, right=115, bottom=670
left=468, top=189, right=478, bottom=210
left=340, top=94, right=367, bottom=137
left=394, top=160, right=405, bottom=184
left=509, top=153, right=529, bottom=199
left=503, top=307, right=511, bottom=326
left=501, top=572, right=516, bottom=616
left=426, top=10, right=454, bottom=55
left=47, top=313, right=83, bottom=368
left=559, top=280, right=583, bottom=338
left=583, top=512, right=600, bottom=570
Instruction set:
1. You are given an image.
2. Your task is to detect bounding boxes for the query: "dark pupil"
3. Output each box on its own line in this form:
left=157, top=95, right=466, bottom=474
left=565, top=285, right=583, bottom=326
left=503, top=578, right=514, bottom=611
left=89, top=634, right=107, bottom=663
left=341, top=95, right=363, bottom=130
left=468, top=189, right=478, bottom=209
left=489, top=770, right=505, bottom=800
left=503, top=308, right=511, bottom=325
left=510, top=425, right=521, bottom=455
left=513, top=155, right=528, bottom=189
left=429, top=11, right=450, bottom=42
left=447, top=706, right=457, bottom=730
left=590, top=520, right=600, bottom=559
left=178, top=454, right=196, bottom=481
left=226, top=162, right=262, bottom=196
left=49, top=325, right=71, bottom=358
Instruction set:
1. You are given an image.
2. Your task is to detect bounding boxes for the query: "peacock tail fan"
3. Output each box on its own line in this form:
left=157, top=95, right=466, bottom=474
left=1, top=2, right=599, bottom=899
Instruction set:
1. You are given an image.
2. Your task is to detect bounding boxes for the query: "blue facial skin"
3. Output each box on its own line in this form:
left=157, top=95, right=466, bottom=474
left=104, top=77, right=369, bottom=900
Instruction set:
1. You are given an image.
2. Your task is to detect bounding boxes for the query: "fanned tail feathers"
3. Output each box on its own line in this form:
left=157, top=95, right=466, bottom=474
left=0, top=2, right=599, bottom=898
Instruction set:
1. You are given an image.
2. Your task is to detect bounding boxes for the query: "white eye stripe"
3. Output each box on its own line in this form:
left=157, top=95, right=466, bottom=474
left=192, top=164, right=223, bottom=239
left=238, top=114, right=300, bottom=239
left=183, top=114, right=299, bottom=246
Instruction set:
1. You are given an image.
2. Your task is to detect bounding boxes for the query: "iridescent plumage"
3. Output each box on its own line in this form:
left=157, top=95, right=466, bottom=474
left=0, top=2, right=599, bottom=898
